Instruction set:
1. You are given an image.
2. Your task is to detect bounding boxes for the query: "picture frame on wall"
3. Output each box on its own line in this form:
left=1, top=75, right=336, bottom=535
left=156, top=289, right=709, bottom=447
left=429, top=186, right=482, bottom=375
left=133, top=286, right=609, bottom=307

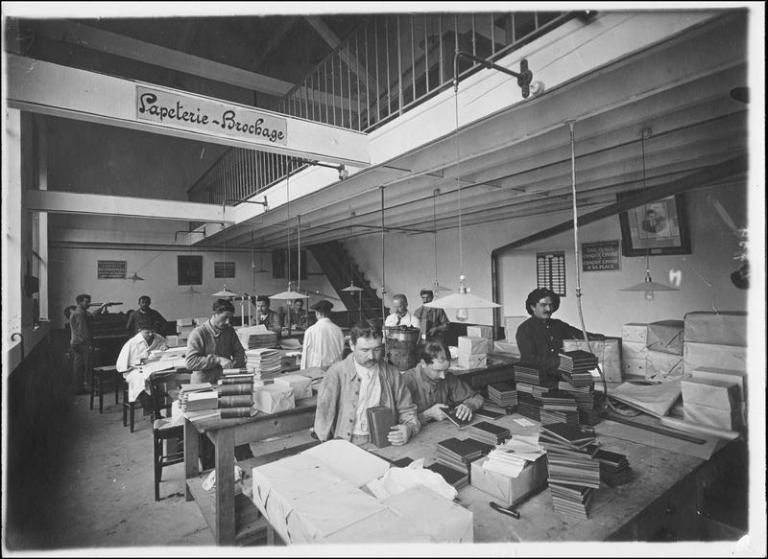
left=618, top=192, right=691, bottom=257
left=178, top=255, right=203, bottom=285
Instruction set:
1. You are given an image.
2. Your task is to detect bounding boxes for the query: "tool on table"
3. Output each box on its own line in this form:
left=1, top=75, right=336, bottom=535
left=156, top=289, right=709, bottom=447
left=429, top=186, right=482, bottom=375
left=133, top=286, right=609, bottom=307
left=601, top=412, right=706, bottom=445
left=490, top=501, right=520, bottom=519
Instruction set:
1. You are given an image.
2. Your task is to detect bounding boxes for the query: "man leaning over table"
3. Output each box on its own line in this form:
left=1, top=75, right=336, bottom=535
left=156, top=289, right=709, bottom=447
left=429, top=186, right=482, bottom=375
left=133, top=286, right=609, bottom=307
left=186, top=298, right=246, bottom=384
left=116, top=326, right=168, bottom=411
left=314, top=319, right=420, bottom=446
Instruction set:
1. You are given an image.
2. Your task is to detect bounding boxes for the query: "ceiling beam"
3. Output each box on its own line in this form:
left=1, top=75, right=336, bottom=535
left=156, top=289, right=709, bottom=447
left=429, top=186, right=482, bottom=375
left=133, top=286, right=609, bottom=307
left=23, top=190, right=231, bottom=223
left=249, top=17, right=298, bottom=71
left=304, top=16, right=372, bottom=90
left=33, top=19, right=294, bottom=97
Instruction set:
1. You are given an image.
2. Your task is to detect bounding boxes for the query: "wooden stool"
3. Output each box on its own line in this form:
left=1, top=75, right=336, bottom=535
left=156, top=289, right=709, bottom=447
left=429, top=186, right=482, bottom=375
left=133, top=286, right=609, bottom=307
left=122, top=386, right=137, bottom=432
left=90, top=365, right=121, bottom=413
left=153, top=418, right=184, bottom=501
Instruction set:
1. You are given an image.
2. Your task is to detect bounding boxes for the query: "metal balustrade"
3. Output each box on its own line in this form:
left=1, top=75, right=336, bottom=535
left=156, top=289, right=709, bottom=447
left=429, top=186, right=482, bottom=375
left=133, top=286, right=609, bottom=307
left=189, top=11, right=571, bottom=206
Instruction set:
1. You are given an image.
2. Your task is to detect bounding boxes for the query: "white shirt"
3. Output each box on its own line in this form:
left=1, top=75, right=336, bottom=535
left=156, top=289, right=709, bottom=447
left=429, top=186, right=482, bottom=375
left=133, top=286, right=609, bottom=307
left=300, top=317, right=345, bottom=370
left=352, top=361, right=382, bottom=436
left=384, top=311, right=421, bottom=330
left=116, top=332, right=168, bottom=372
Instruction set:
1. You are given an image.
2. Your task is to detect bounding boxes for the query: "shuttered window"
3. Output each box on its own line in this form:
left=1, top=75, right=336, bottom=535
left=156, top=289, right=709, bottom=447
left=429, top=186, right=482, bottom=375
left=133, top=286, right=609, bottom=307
left=536, top=251, right=566, bottom=296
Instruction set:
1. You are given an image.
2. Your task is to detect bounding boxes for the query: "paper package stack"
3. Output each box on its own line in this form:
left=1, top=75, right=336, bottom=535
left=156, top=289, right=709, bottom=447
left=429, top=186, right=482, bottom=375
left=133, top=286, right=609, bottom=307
left=681, top=377, right=742, bottom=431
left=558, top=350, right=598, bottom=387
left=502, top=316, right=528, bottom=356
left=622, top=320, right=684, bottom=382
left=179, top=383, right=219, bottom=420
left=466, top=326, right=494, bottom=349
left=176, top=317, right=196, bottom=346
left=540, top=390, right=579, bottom=426
left=236, top=326, right=279, bottom=350
left=245, top=348, right=283, bottom=379
left=456, top=336, right=488, bottom=370
left=683, top=311, right=747, bottom=428
left=539, top=423, right=601, bottom=519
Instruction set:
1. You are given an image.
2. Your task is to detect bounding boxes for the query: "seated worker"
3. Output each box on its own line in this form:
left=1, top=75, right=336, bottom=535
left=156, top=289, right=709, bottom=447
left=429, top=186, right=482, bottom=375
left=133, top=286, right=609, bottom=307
left=252, top=295, right=282, bottom=335
left=116, top=326, right=169, bottom=408
left=384, top=293, right=421, bottom=331
left=300, top=299, right=345, bottom=370
left=314, top=319, right=420, bottom=446
left=516, top=288, right=604, bottom=379
left=125, top=295, right=167, bottom=335
left=186, top=299, right=246, bottom=384
left=288, top=299, right=310, bottom=330
left=413, top=288, right=450, bottom=341
left=403, top=338, right=483, bottom=424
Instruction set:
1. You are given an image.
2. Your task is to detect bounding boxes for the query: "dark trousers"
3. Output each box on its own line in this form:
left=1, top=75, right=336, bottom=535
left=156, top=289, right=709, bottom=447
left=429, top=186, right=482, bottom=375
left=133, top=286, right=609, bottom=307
left=71, top=343, right=92, bottom=392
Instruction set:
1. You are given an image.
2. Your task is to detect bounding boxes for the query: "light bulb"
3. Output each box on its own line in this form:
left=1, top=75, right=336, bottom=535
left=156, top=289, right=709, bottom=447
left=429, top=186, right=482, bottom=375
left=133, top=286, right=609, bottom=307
left=644, top=290, right=655, bottom=302
left=455, top=308, right=469, bottom=322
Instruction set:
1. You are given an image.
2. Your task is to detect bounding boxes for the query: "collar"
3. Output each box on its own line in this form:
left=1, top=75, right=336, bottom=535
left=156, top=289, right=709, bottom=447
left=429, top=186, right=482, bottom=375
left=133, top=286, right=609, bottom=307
left=354, top=359, right=377, bottom=380
left=207, top=318, right=223, bottom=337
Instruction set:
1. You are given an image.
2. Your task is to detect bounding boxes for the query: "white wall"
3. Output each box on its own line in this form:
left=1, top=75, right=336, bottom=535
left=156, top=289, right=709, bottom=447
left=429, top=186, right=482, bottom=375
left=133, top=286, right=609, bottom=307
left=48, top=245, right=344, bottom=328
left=344, top=182, right=748, bottom=336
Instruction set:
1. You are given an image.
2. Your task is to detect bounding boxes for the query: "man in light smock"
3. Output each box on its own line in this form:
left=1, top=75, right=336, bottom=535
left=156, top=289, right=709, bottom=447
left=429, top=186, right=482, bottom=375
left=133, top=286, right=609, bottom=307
left=300, top=299, right=344, bottom=370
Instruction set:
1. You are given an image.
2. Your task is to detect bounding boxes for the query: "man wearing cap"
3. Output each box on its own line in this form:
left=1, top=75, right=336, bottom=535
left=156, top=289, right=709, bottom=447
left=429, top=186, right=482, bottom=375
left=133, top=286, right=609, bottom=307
left=252, top=295, right=282, bottom=334
left=384, top=294, right=421, bottom=331
left=300, top=300, right=345, bottom=370
left=413, top=288, right=450, bottom=341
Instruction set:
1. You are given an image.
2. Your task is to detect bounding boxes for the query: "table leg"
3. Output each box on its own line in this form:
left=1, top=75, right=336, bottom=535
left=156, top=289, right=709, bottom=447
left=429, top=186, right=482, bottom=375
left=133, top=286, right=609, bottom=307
left=214, top=429, right=236, bottom=545
left=184, top=418, right=199, bottom=501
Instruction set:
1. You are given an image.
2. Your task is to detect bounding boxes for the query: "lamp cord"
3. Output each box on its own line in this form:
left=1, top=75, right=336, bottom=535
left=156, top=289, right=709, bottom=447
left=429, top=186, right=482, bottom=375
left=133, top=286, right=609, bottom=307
left=454, top=82, right=463, bottom=277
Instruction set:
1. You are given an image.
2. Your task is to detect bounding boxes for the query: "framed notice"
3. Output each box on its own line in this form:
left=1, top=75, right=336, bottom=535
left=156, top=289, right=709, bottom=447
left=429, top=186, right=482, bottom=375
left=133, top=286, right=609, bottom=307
left=582, top=241, right=620, bottom=272
left=214, top=261, right=236, bottom=278
left=178, top=255, right=203, bottom=285
left=618, top=192, right=691, bottom=256
left=97, top=260, right=126, bottom=279
left=536, top=251, right=566, bottom=296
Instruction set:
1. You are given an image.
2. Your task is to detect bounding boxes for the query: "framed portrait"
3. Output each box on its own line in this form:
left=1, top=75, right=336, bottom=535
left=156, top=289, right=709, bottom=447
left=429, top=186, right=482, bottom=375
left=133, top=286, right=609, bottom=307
left=177, top=255, right=203, bottom=285
left=618, top=192, right=691, bottom=257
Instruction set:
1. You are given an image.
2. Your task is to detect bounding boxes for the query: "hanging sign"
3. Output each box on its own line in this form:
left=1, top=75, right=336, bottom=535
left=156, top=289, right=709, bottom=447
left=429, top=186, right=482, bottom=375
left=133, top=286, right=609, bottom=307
left=582, top=240, right=621, bottom=271
left=97, top=260, right=126, bottom=279
left=136, top=86, right=287, bottom=146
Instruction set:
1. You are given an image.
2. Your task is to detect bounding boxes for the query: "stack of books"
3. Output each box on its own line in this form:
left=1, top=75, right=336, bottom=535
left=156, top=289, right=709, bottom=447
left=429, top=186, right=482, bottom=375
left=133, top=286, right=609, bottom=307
left=587, top=445, right=632, bottom=487
left=557, top=380, right=603, bottom=426
left=435, top=437, right=483, bottom=475
left=540, top=389, right=579, bottom=425
left=513, top=363, right=552, bottom=385
left=217, top=371, right=255, bottom=418
left=539, top=423, right=601, bottom=519
left=245, top=348, right=282, bottom=378
left=558, top=350, right=598, bottom=388
left=515, top=382, right=554, bottom=399
left=539, top=409, right=580, bottom=426
left=236, top=326, right=279, bottom=350
left=467, top=421, right=511, bottom=446
left=487, top=382, right=518, bottom=408
left=516, top=392, right=543, bottom=422
left=426, top=462, right=469, bottom=490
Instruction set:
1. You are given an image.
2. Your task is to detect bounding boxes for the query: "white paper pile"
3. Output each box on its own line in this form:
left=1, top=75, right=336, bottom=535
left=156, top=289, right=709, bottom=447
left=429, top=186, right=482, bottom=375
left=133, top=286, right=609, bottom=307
left=246, top=348, right=283, bottom=378
left=237, top=325, right=279, bottom=350
left=483, top=435, right=544, bottom=478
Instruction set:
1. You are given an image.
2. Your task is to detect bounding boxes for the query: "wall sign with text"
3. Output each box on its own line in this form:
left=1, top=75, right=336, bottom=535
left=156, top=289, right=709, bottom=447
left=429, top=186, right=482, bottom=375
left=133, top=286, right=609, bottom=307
left=136, top=86, right=287, bottom=146
left=214, top=261, right=236, bottom=279
left=582, top=241, right=620, bottom=271
left=97, top=260, right=126, bottom=279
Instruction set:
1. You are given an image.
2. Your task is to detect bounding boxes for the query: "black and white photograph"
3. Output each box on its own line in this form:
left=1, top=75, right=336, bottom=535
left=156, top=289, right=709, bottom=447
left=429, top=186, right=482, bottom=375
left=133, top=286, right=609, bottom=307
left=2, top=2, right=765, bottom=557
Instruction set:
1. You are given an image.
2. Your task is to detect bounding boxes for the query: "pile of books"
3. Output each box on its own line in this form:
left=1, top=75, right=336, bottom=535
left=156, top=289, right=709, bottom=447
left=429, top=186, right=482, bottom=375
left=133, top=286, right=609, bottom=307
left=539, top=423, right=601, bottom=519
left=236, top=326, right=279, bottom=350
left=433, top=437, right=484, bottom=485
left=217, top=371, right=255, bottom=418
left=426, top=462, right=469, bottom=490
left=539, top=389, right=579, bottom=425
left=516, top=392, right=543, bottom=422
left=515, top=382, right=554, bottom=399
left=557, top=380, right=603, bottom=426
left=245, top=348, right=282, bottom=378
left=487, top=382, right=517, bottom=408
left=587, top=444, right=632, bottom=487
left=558, top=350, right=598, bottom=388
left=179, top=383, right=219, bottom=420
left=467, top=421, right=510, bottom=446
left=514, top=363, right=552, bottom=385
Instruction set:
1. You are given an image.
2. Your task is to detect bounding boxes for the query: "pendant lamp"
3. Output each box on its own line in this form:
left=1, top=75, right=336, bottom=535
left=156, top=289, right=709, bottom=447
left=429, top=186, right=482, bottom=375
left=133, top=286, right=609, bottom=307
left=424, top=63, right=500, bottom=320
left=212, top=204, right=236, bottom=298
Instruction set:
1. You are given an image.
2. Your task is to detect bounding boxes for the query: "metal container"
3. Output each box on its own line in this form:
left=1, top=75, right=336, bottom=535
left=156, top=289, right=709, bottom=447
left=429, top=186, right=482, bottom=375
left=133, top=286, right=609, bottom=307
left=384, top=326, right=421, bottom=371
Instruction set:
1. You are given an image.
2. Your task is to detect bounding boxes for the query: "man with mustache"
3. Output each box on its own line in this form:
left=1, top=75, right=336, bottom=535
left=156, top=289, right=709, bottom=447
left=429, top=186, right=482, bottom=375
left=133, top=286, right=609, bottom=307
left=515, top=288, right=604, bottom=379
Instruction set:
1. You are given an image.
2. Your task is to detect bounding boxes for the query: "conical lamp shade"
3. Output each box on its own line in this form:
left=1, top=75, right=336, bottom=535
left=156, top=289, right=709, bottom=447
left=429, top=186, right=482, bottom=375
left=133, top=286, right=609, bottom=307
left=424, top=291, right=501, bottom=310
left=621, top=280, right=677, bottom=292
left=270, top=290, right=309, bottom=300
left=212, top=286, right=239, bottom=298
left=129, top=272, right=145, bottom=281
left=341, top=282, right=363, bottom=292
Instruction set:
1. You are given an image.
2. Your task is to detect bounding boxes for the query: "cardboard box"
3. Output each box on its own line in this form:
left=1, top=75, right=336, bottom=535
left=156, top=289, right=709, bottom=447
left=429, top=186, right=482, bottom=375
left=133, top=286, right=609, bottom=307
left=470, top=455, right=548, bottom=507
left=251, top=440, right=473, bottom=544
left=684, top=311, right=747, bottom=347
left=622, top=322, right=650, bottom=345
left=253, top=384, right=295, bottom=414
left=681, top=378, right=740, bottom=410
left=622, top=341, right=647, bottom=378
left=684, top=402, right=742, bottom=431
left=467, top=325, right=494, bottom=341
left=646, top=320, right=684, bottom=355
left=273, top=374, right=313, bottom=400
left=689, top=367, right=746, bottom=401
left=504, top=316, right=528, bottom=344
left=457, top=353, right=487, bottom=370
left=646, top=350, right=683, bottom=381
left=683, top=342, right=747, bottom=374
left=458, top=336, right=489, bottom=356
left=562, top=337, right=622, bottom=383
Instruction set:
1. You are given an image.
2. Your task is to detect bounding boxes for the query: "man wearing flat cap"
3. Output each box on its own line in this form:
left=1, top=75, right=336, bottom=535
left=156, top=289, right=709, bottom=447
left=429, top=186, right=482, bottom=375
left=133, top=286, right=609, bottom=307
left=301, top=299, right=345, bottom=370
left=413, top=288, right=450, bottom=342
left=252, top=295, right=282, bottom=335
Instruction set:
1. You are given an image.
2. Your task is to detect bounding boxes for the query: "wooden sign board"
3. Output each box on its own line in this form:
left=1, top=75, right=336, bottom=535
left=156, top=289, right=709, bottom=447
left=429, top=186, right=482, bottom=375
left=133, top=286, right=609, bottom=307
left=582, top=241, right=620, bottom=272
left=97, top=260, right=126, bottom=279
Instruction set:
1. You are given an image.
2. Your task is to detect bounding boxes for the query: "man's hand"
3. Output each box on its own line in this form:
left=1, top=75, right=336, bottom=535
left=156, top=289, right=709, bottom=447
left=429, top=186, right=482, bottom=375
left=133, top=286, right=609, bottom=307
left=424, top=403, right=449, bottom=422
left=218, top=356, right=235, bottom=369
left=387, top=424, right=410, bottom=446
left=453, top=403, right=472, bottom=422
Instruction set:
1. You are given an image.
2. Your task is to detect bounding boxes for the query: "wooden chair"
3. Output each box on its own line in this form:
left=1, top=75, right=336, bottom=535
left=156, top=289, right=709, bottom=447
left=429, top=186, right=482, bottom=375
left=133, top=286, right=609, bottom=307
left=90, top=365, right=123, bottom=413
left=153, top=418, right=184, bottom=501
left=122, top=384, right=137, bottom=432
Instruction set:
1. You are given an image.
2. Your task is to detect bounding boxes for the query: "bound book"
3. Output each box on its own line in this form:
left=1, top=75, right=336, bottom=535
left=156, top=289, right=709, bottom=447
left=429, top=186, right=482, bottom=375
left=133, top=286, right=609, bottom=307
left=445, top=408, right=473, bottom=428
left=367, top=406, right=394, bottom=448
left=218, top=394, right=254, bottom=408
left=427, top=462, right=469, bottom=489
left=218, top=383, right=255, bottom=396
left=218, top=375, right=254, bottom=384
left=219, top=406, right=254, bottom=419
left=468, top=421, right=511, bottom=445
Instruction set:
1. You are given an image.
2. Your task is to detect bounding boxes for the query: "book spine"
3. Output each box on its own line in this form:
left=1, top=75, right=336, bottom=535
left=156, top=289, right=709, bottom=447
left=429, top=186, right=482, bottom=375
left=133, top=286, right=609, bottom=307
left=218, top=395, right=254, bottom=407
left=218, top=384, right=255, bottom=395
left=219, top=407, right=253, bottom=418
left=218, top=375, right=254, bottom=384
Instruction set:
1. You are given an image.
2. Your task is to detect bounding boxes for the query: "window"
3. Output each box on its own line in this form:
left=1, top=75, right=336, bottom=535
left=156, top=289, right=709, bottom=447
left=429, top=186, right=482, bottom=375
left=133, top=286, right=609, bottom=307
left=536, top=251, right=566, bottom=296
left=271, top=249, right=308, bottom=281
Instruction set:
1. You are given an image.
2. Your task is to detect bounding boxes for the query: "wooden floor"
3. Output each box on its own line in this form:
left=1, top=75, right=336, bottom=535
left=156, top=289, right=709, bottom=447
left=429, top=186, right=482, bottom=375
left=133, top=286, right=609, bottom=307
left=4, top=392, right=214, bottom=551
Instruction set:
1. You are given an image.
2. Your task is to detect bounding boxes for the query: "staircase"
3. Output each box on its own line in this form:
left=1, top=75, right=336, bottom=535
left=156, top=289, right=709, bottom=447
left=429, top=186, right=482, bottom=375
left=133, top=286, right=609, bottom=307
left=308, top=241, right=387, bottom=323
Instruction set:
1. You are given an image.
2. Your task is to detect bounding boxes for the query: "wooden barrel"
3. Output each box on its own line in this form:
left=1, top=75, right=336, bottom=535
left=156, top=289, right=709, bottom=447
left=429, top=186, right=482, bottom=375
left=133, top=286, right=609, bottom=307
left=384, top=326, right=421, bottom=371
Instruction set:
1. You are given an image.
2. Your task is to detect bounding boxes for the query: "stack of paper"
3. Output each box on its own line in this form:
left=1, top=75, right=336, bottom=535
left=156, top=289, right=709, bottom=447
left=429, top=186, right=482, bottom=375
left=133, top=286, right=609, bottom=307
left=586, top=445, right=632, bottom=487
left=176, top=318, right=196, bottom=344
left=435, top=437, right=483, bottom=475
left=467, top=421, right=511, bottom=446
left=236, top=326, right=279, bottom=350
left=483, top=435, right=544, bottom=478
left=487, top=383, right=517, bottom=408
left=179, top=388, right=218, bottom=413
left=558, top=350, right=598, bottom=387
left=245, top=348, right=282, bottom=378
